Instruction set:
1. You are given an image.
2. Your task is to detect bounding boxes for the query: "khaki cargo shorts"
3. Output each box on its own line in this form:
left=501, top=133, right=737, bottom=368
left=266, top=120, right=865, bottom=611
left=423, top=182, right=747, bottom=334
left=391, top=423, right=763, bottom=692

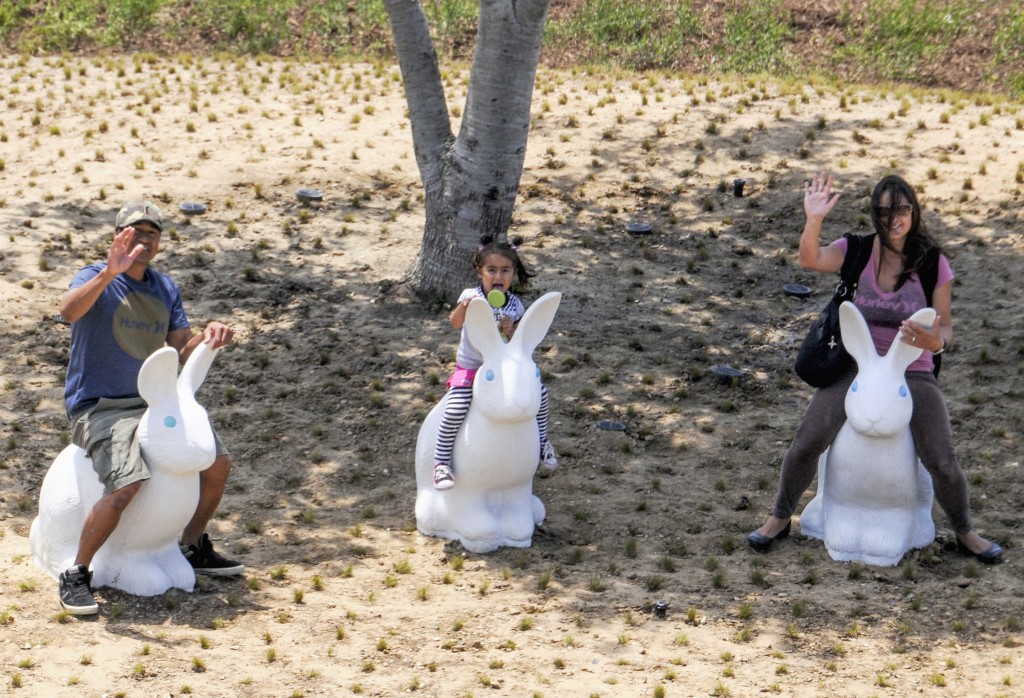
left=71, top=397, right=227, bottom=495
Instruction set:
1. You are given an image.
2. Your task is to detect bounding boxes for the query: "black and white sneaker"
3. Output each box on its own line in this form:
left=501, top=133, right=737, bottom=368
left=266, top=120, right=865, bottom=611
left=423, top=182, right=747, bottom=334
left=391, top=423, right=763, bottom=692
left=59, top=565, right=98, bottom=616
left=433, top=464, right=455, bottom=490
left=182, top=533, right=245, bottom=576
left=540, top=442, right=559, bottom=471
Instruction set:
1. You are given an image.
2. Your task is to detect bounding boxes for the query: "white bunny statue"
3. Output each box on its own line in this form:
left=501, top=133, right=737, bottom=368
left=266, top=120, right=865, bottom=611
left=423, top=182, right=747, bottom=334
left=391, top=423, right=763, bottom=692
left=30, top=342, right=221, bottom=595
left=800, top=301, right=936, bottom=566
left=415, top=291, right=561, bottom=553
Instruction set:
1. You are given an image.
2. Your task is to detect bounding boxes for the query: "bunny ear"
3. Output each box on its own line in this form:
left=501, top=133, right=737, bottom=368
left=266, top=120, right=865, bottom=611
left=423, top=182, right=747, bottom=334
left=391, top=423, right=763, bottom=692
left=886, top=307, right=936, bottom=370
left=138, top=346, right=181, bottom=408
left=838, top=301, right=876, bottom=367
left=908, top=306, right=937, bottom=327
left=508, top=292, right=561, bottom=357
left=179, top=341, right=219, bottom=397
left=464, top=297, right=505, bottom=358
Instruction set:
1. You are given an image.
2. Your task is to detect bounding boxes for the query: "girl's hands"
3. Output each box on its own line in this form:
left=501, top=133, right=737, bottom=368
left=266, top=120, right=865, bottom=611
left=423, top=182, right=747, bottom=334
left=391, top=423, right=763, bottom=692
left=497, top=315, right=514, bottom=339
left=449, top=297, right=472, bottom=330
left=804, top=172, right=841, bottom=221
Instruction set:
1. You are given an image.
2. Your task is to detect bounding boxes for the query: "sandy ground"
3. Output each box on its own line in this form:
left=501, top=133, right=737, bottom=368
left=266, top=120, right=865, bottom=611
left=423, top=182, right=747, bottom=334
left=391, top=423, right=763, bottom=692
left=1, top=54, right=1022, bottom=697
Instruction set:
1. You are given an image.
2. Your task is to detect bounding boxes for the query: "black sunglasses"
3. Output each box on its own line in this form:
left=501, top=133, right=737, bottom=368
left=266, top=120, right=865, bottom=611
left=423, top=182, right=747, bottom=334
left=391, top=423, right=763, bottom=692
left=875, top=203, right=913, bottom=219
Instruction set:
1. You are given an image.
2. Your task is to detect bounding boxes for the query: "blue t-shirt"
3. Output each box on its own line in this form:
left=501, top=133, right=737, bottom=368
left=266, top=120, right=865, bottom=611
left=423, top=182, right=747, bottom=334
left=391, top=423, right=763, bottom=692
left=64, top=264, right=190, bottom=417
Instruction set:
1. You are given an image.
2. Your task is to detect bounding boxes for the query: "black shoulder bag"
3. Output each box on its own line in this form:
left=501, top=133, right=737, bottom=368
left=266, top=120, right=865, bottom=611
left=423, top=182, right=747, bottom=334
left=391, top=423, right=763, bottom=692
left=793, top=234, right=875, bottom=388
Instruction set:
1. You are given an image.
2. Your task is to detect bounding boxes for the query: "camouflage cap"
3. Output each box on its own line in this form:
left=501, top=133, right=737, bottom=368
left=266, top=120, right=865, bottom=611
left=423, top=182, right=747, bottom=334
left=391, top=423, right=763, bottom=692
left=115, top=201, right=164, bottom=232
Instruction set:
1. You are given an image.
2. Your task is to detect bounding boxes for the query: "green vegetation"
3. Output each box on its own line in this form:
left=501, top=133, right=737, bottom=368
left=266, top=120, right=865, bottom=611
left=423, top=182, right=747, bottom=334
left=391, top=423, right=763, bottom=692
left=715, top=0, right=793, bottom=75
left=0, top=0, right=473, bottom=56
left=552, top=0, right=701, bottom=70
left=0, top=0, right=1021, bottom=94
left=834, top=0, right=972, bottom=82
left=994, top=8, right=1024, bottom=94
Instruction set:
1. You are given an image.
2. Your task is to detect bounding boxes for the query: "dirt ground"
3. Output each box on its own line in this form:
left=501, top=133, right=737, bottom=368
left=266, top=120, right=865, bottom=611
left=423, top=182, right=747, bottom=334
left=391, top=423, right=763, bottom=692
left=1, top=54, right=1022, bottom=697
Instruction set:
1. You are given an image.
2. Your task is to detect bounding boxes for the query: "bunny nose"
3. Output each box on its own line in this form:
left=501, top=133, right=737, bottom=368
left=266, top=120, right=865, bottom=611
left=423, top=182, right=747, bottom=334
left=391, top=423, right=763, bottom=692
left=513, top=389, right=532, bottom=411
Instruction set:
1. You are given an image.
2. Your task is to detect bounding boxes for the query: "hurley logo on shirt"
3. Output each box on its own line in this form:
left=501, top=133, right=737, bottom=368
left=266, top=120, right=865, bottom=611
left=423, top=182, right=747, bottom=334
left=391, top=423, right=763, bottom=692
left=112, top=292, right=171, bottom=360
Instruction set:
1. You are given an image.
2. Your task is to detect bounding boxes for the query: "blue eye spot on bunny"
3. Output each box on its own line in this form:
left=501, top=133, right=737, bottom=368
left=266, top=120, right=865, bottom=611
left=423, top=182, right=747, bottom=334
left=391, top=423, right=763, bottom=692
left=164, top=416, right=177, bottom=428
left=799, top=302, right=937, bottom=566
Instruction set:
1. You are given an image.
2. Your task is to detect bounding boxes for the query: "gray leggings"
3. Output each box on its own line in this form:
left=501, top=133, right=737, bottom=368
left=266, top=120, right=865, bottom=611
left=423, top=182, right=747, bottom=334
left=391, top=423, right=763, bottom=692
left=773, top=370, right=972, bottom=533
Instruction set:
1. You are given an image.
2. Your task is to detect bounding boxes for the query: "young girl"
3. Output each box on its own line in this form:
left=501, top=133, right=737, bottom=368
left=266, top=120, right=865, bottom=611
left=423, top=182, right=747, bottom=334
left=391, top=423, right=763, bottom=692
left=433, top=236, right=557, bottom=490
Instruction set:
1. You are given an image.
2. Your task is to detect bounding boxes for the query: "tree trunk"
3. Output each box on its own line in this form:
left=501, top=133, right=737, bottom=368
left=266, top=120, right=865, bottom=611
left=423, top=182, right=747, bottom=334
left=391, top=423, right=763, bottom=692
left=385, top=0, right=550, bottom=302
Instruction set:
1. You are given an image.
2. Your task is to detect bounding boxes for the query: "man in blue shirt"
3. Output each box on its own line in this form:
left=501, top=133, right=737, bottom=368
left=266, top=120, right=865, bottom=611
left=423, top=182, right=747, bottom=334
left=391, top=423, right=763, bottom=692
left=57, top=201, right=243, bottom=615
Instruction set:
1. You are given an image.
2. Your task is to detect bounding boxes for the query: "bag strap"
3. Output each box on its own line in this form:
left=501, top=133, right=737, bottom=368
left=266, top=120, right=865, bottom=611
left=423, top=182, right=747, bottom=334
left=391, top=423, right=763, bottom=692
left=835, top=233, right=875, bottom=301
left=918, top=247, right=940, bottom=307
left=917, top=246, right=942, bottom=377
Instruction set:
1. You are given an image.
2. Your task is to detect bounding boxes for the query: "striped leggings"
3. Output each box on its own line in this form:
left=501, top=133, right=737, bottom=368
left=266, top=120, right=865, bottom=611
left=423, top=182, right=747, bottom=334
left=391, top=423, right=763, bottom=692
left=435, top=385, right=550, bottom=468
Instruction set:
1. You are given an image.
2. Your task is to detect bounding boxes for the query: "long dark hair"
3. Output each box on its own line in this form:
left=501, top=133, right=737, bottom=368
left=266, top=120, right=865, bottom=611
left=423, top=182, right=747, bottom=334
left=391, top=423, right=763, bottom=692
left=472, top=235, right=535, bottom=289
left=870, top=174, right=941, bottom=289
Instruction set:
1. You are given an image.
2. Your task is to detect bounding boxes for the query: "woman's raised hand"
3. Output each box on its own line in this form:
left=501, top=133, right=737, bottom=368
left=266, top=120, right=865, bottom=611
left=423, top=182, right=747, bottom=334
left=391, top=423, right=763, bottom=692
left=804, top=172, right=840, bottom=221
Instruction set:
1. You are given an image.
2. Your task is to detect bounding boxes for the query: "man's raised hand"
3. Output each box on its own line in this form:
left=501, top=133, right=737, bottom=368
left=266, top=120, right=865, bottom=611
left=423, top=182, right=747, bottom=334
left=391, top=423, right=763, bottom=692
left=107, top=227, right=144, bottom=276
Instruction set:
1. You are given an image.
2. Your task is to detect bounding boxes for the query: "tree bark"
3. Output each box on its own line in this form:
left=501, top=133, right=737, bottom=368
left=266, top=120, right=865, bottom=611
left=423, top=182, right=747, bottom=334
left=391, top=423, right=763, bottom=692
left=385, top=0, right=550, bottom=301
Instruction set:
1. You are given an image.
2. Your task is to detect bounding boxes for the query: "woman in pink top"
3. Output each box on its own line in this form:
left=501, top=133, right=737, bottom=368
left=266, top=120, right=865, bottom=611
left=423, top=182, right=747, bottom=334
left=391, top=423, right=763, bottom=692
left=749, top=173, right=1003, bottom=564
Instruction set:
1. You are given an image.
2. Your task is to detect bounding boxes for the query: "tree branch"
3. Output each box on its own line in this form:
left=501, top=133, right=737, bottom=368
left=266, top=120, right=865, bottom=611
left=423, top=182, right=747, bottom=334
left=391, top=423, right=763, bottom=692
left=384, top=0, right=453, bottom=189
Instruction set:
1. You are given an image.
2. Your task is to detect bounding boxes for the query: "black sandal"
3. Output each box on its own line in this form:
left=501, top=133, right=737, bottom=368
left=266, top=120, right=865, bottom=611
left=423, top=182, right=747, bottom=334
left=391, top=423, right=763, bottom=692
left=957, top=538, right=1003, bottom=565
left=748, top=520, right=791, bottom=553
